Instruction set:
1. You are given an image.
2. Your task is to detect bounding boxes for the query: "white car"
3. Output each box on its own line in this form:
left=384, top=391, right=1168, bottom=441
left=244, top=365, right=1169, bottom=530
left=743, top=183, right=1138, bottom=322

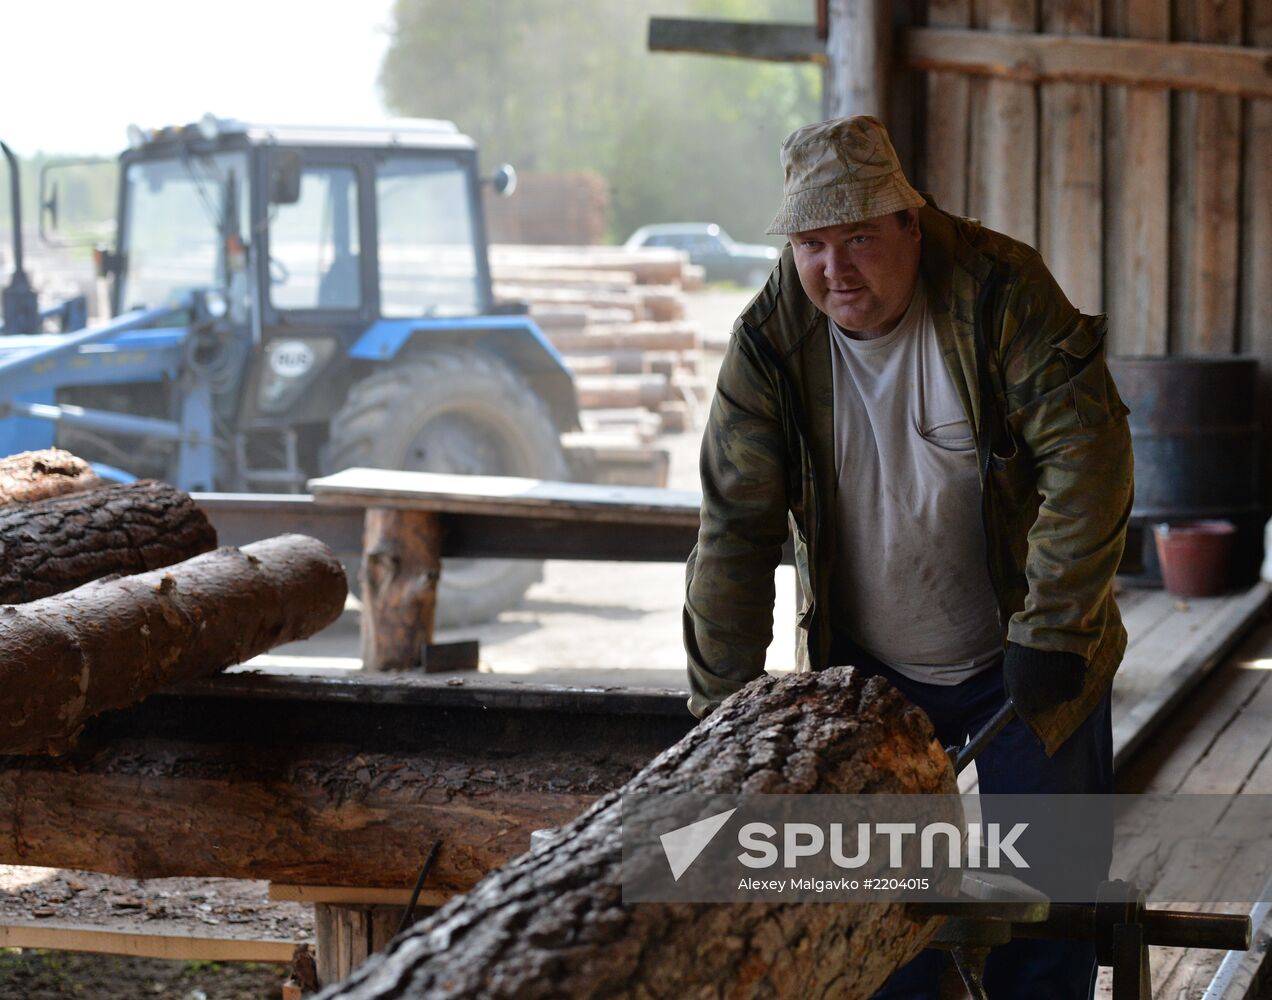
left=624, top=223, right=778, bottom=286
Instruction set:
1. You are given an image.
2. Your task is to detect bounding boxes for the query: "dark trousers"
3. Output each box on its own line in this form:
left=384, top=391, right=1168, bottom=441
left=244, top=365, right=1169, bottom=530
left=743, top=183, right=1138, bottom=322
left=855, top=656, right=1114, bottom=1000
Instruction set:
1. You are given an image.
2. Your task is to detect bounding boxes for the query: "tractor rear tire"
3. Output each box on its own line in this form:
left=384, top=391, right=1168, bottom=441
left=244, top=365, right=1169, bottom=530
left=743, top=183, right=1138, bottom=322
left=328, top=349, right=567, bottom=628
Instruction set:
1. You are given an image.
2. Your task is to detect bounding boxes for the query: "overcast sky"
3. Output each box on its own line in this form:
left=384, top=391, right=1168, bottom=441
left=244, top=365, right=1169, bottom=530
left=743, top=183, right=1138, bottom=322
left=1, top=0, right=394, bottom=156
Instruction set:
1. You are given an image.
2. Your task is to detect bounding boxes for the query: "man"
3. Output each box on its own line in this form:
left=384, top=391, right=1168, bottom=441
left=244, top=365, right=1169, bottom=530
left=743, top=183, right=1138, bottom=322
left=683, top=116, right=1133, bottom=998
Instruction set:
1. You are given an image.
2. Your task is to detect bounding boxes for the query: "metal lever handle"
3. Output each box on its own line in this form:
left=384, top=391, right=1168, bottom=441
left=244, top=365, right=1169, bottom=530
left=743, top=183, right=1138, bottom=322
left=950, top=700, right=1016, bottom=775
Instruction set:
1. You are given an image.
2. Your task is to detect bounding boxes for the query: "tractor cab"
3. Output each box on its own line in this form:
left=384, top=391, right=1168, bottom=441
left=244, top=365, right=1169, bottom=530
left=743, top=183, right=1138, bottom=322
left=36, top=116, right=573, bottom=499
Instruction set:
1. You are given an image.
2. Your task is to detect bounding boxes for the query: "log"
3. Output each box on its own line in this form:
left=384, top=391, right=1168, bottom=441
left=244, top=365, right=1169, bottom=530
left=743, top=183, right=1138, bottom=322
left=318, top=668, right=959, bottom=999
left=0, top=480, right=217, bottom=605
left=0, top=448, right=98, bottom=504
left=0, top=533, right=347, bottom=755
left=0, top=737, right=606, bottom=890
left=547, top=321, right=700, bottom=354
left=574, top=373, right=671, bottom=411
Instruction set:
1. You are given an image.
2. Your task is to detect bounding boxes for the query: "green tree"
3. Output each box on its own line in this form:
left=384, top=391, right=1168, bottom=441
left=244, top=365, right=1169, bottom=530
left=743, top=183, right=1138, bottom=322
left=379, top=0, right=821, bottom=244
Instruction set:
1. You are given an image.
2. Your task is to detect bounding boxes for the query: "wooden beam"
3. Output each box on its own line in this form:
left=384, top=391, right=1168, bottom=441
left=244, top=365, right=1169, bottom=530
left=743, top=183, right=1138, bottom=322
left=906, top=27, right=1272, bottom=98
left=0, top=739, right=602, bottom=892
left=647, top=17, right=824, bottom=64
left=0, top=670, right=691, bottom=891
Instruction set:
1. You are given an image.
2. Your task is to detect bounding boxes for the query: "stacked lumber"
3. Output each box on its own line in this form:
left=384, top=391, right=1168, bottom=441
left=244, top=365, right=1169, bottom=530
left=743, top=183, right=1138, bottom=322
left=0, top=454, right=347, bottom=755
left=491, top=245, right=710, bottom=485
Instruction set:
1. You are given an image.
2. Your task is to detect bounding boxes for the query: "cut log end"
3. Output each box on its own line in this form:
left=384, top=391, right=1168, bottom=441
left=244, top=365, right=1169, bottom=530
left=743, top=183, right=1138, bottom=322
left=0, top=448, right=99, bottom=505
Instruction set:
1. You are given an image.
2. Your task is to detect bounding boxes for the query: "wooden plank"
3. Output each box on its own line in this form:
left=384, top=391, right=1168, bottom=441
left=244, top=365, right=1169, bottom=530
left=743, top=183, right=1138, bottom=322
left=646, top=17, right=824, bottom=64
left=194, top=492, right=707, bottom=563
left=922, top=0, right=973, bottom=214
left=1037, top=0, right=1102, bottom=313
left=1103, top=0, right=1170, bottom=357
left=1170, top=0, right=1244, bottom=355
left=1118, top=632, right=1272, bottom=793
left=905, top=27, right=1272, bottom=98
left=308, top=469, right=702, bottom=525
left=1113, top=592, right=1237, bottom=715
left=966, top=1, right=1038, bottom=246
left=270, top=884, right=451, bottom=907
left=0, top=923, right=296, bottom=963
left=1118, top=587, right=1179, bottom=646
left=1113, top=584, right=1271, bottom=770
left=1177, top=628, right=1272, bottom=794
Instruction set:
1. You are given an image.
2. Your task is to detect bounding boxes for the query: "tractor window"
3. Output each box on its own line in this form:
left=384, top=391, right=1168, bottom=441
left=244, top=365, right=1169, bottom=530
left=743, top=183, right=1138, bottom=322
left=376, top=157, right=480, bottom=317
left=269, top=167, right=361, bottom=311
left=118, top=152, right=249, bottom=312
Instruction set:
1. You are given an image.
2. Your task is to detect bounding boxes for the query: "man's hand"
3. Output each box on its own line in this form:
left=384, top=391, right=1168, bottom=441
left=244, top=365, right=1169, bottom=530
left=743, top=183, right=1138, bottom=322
left=1003, top=642, right=1086, bottom=727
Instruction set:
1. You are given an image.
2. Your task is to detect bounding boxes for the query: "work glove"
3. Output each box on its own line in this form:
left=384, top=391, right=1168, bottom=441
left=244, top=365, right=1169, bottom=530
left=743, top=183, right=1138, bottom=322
left=1002, top=642, right=1086, bottom=727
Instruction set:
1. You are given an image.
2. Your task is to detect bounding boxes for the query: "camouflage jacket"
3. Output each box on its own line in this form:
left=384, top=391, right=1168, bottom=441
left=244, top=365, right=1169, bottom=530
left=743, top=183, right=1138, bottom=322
left=684, top=201, right=1133, bottom=754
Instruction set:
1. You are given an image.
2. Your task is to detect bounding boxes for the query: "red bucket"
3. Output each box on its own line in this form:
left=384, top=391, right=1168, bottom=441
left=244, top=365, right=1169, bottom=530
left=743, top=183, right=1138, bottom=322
left=1152, top=520, right=1236, bottom=598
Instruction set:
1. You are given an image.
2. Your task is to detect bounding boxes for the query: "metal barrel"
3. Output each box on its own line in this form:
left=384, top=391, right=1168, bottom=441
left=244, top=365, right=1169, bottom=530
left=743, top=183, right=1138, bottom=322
left=1108, top=356, right=1264, bottom=584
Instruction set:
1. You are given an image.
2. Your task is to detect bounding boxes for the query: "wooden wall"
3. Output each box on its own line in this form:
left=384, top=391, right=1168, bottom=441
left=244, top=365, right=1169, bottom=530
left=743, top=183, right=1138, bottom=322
left=915, top=0, right=1272, bottom=364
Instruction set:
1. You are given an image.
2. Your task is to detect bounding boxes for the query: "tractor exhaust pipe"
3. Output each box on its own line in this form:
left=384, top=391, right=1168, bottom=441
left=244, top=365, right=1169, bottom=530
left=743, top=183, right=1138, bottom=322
left=1, top=140, right=39, bottom=335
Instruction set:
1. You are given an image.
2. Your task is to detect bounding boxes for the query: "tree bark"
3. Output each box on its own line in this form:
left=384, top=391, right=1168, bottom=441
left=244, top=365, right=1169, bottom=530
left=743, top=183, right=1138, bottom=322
left=0, top=480, right=217, bottom=605
left=0, top=739, right=607, bottom=889
left=0, top=533, right=347, bottom=755
left=319, top=669, right=959, bottom=1000
left=0, top=448, right=99, bottom=504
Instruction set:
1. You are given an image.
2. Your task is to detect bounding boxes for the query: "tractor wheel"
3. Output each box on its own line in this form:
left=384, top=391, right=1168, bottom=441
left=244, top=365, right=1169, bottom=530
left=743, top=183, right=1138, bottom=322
left=328, top=349, right=568, bottom=627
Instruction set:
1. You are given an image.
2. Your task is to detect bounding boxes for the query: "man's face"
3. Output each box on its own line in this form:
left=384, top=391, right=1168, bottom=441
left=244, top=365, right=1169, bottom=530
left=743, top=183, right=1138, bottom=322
left=789, top=212, right=922, bottom=338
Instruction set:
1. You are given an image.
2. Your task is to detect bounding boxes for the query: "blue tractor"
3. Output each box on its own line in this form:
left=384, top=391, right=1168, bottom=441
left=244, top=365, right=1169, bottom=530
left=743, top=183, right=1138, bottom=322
left=0, top=117, right=578, bottom=624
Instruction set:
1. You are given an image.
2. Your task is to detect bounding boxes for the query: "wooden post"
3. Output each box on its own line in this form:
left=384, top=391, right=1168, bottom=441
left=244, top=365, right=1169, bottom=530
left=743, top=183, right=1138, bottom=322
left=1038, top=0, right=1102, bottom=315
left=968, top=0, right=1038, bottom=246
left=360, top=509, right=444, bottom=672
left=825, top=0, right=891, bottom=119
left=923, top=0, right=973, bottom=214
left=315, top=903, right=424, bottom=989
left=1170, top=0, right=1243, bottom=354
left=1104, top=0, right=1170, bottom=357
left=1245, top=0, right=1272, bottom=505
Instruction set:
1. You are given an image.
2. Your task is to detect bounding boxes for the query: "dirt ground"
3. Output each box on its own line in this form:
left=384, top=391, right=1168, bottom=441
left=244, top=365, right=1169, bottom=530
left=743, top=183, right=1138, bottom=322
left=0, top=288, right=775, bottom=997
left=0, top=951, right=287, bottom=1000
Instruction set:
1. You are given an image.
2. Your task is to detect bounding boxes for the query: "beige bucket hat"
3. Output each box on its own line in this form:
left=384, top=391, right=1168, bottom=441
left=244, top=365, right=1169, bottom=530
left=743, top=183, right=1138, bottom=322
left=767, top=115, right=925, bottom=235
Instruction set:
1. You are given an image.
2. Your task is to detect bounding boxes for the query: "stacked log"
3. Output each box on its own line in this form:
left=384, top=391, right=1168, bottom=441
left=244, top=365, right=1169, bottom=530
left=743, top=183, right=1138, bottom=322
left=0, top=533, right=346, bottom=756
left=0, top=480, right=217, bottom=604
left=0, top=456, right=347, bottom=755
left=317, top=667, right=960, bottom=999
left=490, top=245, right=710, bottom=485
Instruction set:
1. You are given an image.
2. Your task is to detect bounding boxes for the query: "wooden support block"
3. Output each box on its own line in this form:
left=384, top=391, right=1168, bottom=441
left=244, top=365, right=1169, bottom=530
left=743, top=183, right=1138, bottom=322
left=315, top=902, right=431, bottom=989
left=420, top=639, right=479, bottom=674
left=360, top=509, right=443, bottom=672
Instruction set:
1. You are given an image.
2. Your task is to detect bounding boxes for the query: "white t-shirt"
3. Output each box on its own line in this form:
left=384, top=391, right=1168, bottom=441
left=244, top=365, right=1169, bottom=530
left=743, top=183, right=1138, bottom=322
left=828, top=280, right=1002, bottom=685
